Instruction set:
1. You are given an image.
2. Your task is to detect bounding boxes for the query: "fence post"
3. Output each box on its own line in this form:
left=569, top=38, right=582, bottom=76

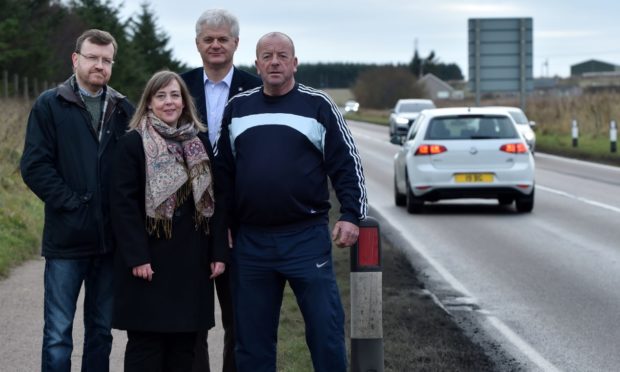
left=34, top=78, right=39, bottom=97
left=571, top=119, right=579, bottom=147
left=23, top=76, right=29, bottom=100
left=350, top=216, right=384, bottom=372
left=14, top=73, right=19, bottom=98
left=3, top=70, right=7, bottom=98
left=611, top=120, right=617, bottom=153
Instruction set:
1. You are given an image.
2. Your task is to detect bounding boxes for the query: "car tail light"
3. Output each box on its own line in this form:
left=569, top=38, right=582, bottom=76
left=500, top=143, right=528, bottom=153
left=415, top=144, right=447, bottom=155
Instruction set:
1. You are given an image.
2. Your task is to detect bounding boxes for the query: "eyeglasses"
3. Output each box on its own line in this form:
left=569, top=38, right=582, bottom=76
left=77, top=52, right=114, bottom=67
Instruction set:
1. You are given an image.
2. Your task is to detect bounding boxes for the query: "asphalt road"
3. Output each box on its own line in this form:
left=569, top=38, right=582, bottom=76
left=0, top=257, right=224, bottom=371
left=349, top=119, right=620, bottom=372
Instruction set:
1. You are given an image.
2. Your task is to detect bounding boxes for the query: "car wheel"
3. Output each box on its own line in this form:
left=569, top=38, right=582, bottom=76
left=394, top=174, right=406, bottom=206
left=406, top=178, right=424, bottom=214
left=498, top=196, right=513, bottom=205
left=515, top=190, right=534, bottom=213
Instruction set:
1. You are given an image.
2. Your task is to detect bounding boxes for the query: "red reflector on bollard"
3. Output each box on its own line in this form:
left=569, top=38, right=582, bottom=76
left=358, top=227, right=379, bottom=267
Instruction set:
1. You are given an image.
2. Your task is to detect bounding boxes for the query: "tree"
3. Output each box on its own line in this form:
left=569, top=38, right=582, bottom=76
left=410, top=50, right=423, bottom=78
left=0, top=0, right=70, bottom=83
left=121, top=3, right=186, bottom=99
left=409, top=50, right=464, bottom=81
left=352, top=67, right=426, bottom=109
left=129, top=3, right=186, bottom=73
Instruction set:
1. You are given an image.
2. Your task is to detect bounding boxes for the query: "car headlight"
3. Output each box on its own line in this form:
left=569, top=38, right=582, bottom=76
left=395, top=117, right=409, bottom=125
left=523, top=131, right=535, bottom=141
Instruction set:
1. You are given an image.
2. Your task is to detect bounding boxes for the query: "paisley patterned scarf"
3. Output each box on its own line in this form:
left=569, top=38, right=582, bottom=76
left=137, top=113, right=214, bottom=238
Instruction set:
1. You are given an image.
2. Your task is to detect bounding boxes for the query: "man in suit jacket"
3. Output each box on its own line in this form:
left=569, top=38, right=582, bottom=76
left=181, top=9, right=261, bottom=372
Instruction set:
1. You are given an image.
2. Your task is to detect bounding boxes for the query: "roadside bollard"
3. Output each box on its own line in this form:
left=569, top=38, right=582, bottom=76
left=350, top=216, right=384, bottom=372
left=572, top=119, right=579, bottom=147
left=611, top=120, right=617, bottom=153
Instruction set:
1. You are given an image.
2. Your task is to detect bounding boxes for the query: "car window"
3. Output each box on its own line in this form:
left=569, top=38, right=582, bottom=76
left=406, top=113, right=425, bottom=141
left=507, top=110, right=528, bottom=125
left=425, top=115, right=519, bottom=140
left=398, top=102, right=435, bottom=113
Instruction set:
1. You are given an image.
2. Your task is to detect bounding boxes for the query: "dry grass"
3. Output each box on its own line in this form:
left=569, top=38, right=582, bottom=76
left=536, top=93, right=620, bottom=136
left=437, top=93, right=620, bottom=138
left=341, top=87, right=620, bottom=139
left=0, top=99, right=30, bottom=159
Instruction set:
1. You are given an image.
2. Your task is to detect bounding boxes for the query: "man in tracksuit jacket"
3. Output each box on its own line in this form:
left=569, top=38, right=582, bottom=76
left=20, top=29, right=134, bottom=372
left=215, top=32, right=367, bottom=372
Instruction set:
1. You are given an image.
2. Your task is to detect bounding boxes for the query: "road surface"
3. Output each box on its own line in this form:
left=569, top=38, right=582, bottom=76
left=350, top=119, right=620, bottom=372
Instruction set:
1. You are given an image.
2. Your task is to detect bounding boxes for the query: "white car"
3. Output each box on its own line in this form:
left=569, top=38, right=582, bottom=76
left=392, top=107, right=535, bottom=213
left=486, top=106, right=536, bottom=152
left=344, top=100, right=359, bottom=113
left=389, top=98, right=435, bottom=137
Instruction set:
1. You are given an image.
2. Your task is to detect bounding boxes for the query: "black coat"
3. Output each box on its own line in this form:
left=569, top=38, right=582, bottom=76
left=20, top=77, right=134, bottom=258
left=180, top=66, right=262, bottom=127
left=110, top=130, right=227, bottom=332
left=181, top=67, right=261, bottom=229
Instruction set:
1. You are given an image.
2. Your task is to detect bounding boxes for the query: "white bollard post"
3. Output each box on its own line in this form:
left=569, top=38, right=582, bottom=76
left=611, top=120, right=617, bottom=153
left=572, top=119, right=579, bottom=147
left=350, top=217, right=384, bottom=372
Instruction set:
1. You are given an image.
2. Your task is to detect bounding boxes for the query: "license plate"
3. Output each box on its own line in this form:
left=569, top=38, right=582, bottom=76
left=454, top=173, right=494, bottom=183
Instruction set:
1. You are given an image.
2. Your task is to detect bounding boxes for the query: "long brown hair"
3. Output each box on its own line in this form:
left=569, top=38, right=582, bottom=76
left=129, top=70, right=205, bottom=131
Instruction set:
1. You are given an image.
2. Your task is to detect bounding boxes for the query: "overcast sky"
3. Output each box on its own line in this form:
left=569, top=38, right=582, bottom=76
left=112, top=0, right=620, bottom=79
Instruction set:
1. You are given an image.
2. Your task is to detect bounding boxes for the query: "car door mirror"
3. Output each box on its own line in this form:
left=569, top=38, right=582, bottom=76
left=529, top=120, right=536, bottom=128
left=390, top=134, right=404, bottom=145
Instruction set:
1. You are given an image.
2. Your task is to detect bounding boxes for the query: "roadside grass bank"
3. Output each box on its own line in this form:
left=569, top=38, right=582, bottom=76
left=536, top=134, right=620, bottom=166
left=276, top=196, right=505, bottom=371
left=0, top=99, right=43, bottom=278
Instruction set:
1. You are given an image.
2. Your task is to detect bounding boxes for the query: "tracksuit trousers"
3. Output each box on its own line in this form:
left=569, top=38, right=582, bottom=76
left=231, top=223, right=347, bottom=372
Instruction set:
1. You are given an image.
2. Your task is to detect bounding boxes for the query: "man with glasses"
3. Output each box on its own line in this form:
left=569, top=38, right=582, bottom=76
left=21, top=29, right=134, bottom=372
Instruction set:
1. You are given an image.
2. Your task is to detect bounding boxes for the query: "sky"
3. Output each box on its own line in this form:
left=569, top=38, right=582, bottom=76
left=112, top=0, right=620, bottom=79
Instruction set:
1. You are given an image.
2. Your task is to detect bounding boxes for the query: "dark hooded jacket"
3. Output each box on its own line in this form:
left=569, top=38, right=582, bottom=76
left=20, top=76, right=135, bottom=258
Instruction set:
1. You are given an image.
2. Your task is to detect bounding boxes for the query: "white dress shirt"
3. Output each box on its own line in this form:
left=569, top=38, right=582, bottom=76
left=203, top=67, right=234, bottom=145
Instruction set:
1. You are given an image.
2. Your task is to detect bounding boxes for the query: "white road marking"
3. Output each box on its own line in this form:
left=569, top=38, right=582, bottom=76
left=536, top=152, right=620, bottom=172
left=487, top=316, right=562, bottom=372
left=374, top=201, right=562, bottom=372
left=537, top=185, right=620, bottom=214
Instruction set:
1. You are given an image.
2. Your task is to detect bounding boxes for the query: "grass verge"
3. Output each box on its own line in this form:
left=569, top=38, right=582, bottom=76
left=0, top=98, right=43, bottom=278
left=536, top=133, right=620, bottom=166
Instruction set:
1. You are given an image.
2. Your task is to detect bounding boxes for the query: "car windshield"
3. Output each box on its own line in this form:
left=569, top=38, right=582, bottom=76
left=399, top=102, right=435, bottom=113
left=425, top=115, right=519, bottom=140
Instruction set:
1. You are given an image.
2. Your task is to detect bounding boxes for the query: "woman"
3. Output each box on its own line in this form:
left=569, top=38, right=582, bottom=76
left=110, top=70, right=227, bottom=371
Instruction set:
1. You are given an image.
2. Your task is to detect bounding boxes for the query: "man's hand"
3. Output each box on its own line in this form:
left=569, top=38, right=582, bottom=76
left=210, top=262, right=226, bottom=279
left=331, top=221, right=359, bottom=248
left=132, top=263, right=154, bottom=281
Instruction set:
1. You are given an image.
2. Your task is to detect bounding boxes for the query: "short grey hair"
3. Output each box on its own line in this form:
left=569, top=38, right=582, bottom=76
left=256, top=32, right=295, bottom=57
left=195, top=9, right=239, bottom=38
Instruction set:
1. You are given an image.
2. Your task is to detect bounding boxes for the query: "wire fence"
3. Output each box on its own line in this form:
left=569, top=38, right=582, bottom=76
left=1, top=70, right=56, bottom=101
